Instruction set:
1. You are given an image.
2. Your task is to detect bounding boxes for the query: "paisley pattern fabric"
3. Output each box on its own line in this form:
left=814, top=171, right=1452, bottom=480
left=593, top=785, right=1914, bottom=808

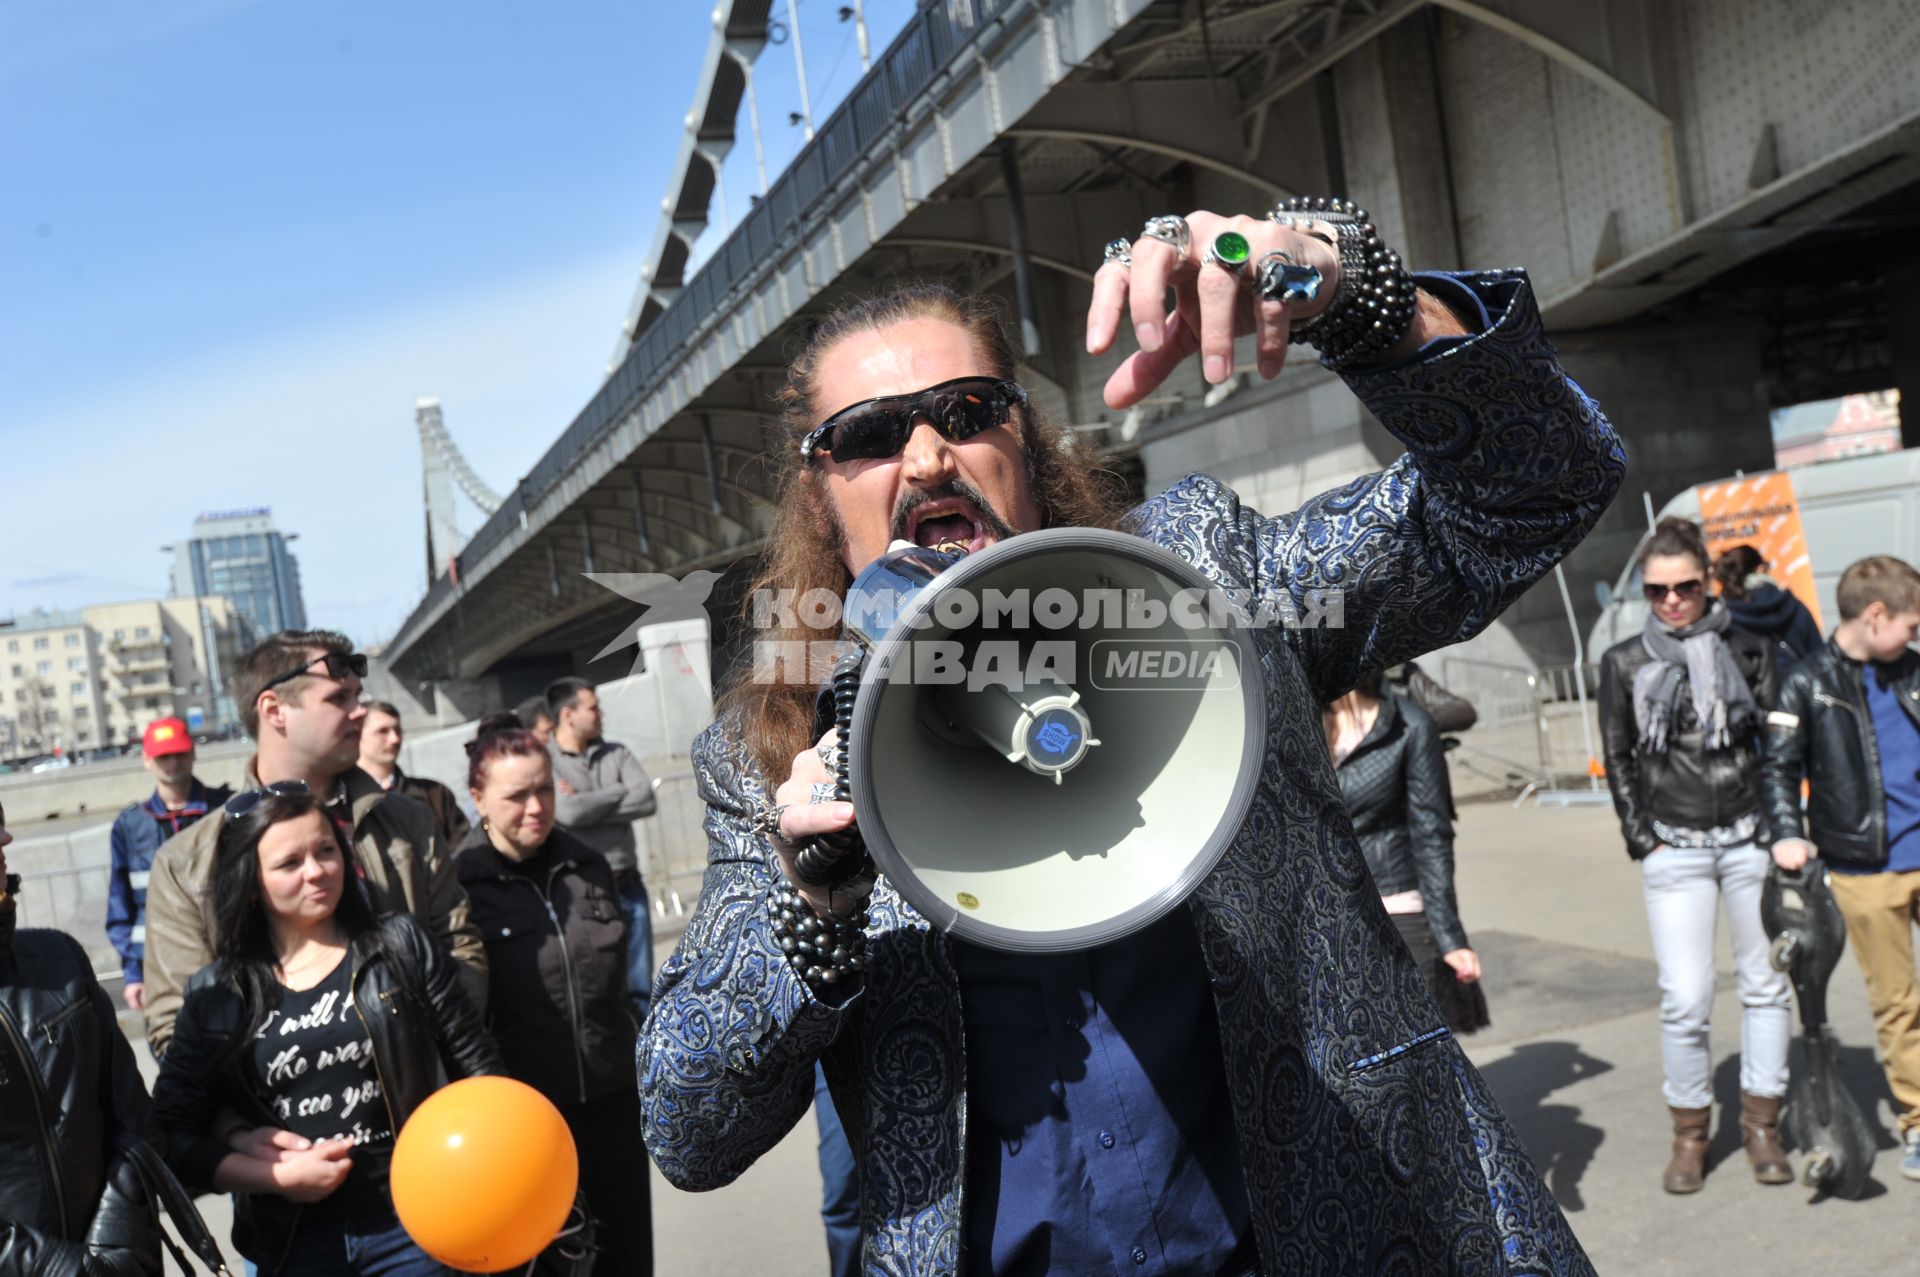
left=637, top=271, right=1624, bottom=1276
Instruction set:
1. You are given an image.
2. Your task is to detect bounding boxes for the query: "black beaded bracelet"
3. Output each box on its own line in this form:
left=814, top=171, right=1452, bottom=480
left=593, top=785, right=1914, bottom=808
left=1269, top=196, right=1418, bottom=371
left=768, top=879, right=870, bottom=990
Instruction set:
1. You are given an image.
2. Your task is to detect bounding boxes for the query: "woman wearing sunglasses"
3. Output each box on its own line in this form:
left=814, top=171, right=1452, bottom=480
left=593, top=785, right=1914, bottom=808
left=150, top=784, right=504, bottom=1276
left=1598, top=517, right=1790, bottom=1196
left=454, top=728, right=651, bottom=1276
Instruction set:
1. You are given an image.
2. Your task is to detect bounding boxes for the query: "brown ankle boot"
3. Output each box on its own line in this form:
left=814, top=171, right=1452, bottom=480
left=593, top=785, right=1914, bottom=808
left=1739, top=1092, right=1794, bottom=1184
left=1664, top=1105, right=1711, bottom=1193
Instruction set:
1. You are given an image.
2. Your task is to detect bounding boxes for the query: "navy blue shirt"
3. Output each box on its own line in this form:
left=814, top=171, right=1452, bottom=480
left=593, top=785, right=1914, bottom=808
left=946, top=277, right=1499, bottom=1274
left=954, top=908, right=1254, bottom=1276
left=1864, top=663, right=1920, bottom=873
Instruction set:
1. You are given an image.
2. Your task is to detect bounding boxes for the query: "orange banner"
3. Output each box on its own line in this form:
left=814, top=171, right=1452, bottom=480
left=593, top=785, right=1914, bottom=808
left=1693, top=472, right=1823, bottom=629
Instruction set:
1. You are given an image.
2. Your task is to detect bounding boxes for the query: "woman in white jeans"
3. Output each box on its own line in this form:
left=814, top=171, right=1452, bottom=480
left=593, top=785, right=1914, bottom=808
left=1598, top=517, right=1791, bottom=1194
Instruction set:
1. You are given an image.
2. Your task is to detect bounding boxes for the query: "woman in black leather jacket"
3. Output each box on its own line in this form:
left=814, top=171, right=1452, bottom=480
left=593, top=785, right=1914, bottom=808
left=457, top=728, right=651, bottom=1276
left=1, top=801, right=163, bottom=1277
left=1598, top=517, right=1789, bottom=1197
left=1326, top=672, right=1488, bottom=1035
left=151, top=785, right=503, bottom=1276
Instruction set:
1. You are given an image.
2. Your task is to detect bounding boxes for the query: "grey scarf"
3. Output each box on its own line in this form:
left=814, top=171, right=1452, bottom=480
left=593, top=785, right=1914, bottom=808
left=1632, top=603, right=1758, bottom=754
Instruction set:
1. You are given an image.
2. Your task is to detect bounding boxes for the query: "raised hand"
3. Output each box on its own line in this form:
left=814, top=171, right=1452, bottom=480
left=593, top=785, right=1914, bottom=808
left=1086, top=209, right=1342, bottom=408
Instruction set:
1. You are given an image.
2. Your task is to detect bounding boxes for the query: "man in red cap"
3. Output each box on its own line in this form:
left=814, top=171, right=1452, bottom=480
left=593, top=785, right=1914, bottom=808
left=105, top=717, right=230, bottom=1012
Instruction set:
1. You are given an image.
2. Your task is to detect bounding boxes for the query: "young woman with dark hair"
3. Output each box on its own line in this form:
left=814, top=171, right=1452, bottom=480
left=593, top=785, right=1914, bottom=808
left=1598, top=517, right=1790, bottom=1195
left=1325, top=670, right=1489, bottom=1035
left=151, top=786, right=503, bottom=1276
left=455, top=730, right=652, bottom=1276
left=1711, top=543, right=1823, bottom=677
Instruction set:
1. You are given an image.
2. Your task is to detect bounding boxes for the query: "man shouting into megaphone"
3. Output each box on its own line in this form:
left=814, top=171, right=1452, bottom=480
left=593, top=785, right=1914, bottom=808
left=638, top=199, right=1623, bottom=1276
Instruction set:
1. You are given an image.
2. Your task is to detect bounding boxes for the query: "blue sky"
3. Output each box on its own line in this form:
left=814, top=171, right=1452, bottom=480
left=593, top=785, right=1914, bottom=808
left=1, top=0, right=910, bottom=643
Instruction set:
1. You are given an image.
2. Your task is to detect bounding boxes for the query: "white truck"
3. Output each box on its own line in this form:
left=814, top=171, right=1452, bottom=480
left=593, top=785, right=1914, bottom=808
left=1587, top=446, right=1920, bottom=657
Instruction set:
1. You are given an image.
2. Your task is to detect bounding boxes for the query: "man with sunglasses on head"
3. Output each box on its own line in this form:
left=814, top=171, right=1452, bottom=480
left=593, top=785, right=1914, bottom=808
left=640, top=201, right=1624, bottom=1274
left=139, top=630, right=487, bottom=1064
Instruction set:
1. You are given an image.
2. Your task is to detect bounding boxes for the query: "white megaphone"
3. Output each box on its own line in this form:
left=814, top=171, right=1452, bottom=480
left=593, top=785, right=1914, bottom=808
left=831, top=527, right=1268, bottom=953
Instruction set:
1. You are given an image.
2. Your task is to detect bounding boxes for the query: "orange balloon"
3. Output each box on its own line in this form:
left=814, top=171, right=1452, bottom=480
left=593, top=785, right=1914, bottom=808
left=390, top=1076, right=578, bottom=1273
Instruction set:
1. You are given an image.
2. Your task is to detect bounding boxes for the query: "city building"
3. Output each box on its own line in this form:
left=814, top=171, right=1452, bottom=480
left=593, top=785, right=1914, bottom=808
left=0, top=609, right=106, bottom=760
left=167, top=507, right=308, bottom=639
left=83, top=597, right=251, bottom=745
left=1772, top=390, right=1904, bottom=469
left=0, top=598, right=251, bottom=762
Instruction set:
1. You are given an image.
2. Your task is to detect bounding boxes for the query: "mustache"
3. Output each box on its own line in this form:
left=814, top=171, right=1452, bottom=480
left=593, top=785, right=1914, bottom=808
left=890, top=479, right=1017, bottom=544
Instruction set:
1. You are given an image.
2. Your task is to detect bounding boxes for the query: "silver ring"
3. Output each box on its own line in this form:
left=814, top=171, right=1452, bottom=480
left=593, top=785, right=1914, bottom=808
left=1102, top=238, right=1132, bottom=268
left=1141, top=214, right=1190, bottom=256
left=1254, top=250, right=1324, bottom=306
left=1201, top=231, right=1252, bottom=275
left=808, top=781, right=837, bottom=805
left=817, top=738, right=842, bottom=770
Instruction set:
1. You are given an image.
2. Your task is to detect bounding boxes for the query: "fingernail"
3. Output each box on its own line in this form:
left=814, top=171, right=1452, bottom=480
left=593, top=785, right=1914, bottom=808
left=1205, top=355, right=1226, bottom=383
left=1138, top=321, right=1160, bottom=352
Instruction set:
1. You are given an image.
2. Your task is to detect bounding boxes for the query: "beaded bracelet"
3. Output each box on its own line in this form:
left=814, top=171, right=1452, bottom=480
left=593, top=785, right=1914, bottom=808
left=768, top=879, right=870, bottom=990
left=1269, top=196, right=1418, bottom=371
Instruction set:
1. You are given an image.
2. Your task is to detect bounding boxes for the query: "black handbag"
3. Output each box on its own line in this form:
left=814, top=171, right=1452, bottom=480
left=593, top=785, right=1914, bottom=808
left=1394, top=661, right=1478, bottom=734
left=115, top=1135, right=234, bottom=1275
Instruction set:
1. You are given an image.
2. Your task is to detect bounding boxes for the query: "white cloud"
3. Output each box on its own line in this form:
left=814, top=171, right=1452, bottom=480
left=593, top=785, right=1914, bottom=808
left=4, top=244, right=646, bottom=647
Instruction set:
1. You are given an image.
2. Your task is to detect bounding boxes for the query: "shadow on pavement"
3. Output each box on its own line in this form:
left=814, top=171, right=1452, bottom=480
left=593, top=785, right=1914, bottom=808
left=1706, top=1042, right=1900, bottom=1201
left=1476, top=1041, right=1614, bottom=1212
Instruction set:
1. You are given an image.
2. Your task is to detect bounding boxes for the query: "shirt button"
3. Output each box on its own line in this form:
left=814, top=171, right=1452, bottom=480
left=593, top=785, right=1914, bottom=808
left=1099, top=1130, right=1116, bottom=1150
left=1130, top=1246, right=1147, bottom=1265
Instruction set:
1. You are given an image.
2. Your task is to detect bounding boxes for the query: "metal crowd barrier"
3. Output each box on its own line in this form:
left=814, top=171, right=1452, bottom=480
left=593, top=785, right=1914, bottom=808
left=639, top=769, right=709, bottom=928
left=1437, top=657, right=1606, bottom=806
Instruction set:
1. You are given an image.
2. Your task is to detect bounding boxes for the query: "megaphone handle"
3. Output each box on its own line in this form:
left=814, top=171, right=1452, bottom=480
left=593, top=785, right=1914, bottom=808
left=815, top=647, right=869, bottom=864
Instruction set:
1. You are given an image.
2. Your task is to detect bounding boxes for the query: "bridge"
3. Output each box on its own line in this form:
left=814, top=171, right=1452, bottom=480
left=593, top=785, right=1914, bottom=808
left=380, top=0, right=1920, bottom=715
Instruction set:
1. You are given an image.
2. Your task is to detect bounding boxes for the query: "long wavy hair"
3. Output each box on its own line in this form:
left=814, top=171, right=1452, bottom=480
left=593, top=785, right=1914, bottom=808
left=721, top=283, right=1136, bottom=783
left=210, top=789, right=375, bottom=1034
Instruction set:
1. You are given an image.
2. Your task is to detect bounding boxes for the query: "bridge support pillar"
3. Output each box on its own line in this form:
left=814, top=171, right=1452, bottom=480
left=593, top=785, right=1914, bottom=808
left=1889, top=257, right=1920, bottom=451
left=1138, top=313, right=1775, bottom=673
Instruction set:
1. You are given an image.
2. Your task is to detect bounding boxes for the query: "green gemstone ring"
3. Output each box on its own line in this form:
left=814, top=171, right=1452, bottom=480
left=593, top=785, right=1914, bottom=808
left=1203, top=231, right=1252, bottom=273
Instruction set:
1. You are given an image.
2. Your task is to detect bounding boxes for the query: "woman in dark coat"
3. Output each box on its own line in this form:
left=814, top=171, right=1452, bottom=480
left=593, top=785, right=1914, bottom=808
left=1599, top=518, right=1789, bottom=1196
left=458, top=729, right=651, bottom=1277
left=1712, top=543, right=1823, bottom=678
left=151, top=785, right=503, bottom=1276
left=1325, top=670, right=1489, bottom=1036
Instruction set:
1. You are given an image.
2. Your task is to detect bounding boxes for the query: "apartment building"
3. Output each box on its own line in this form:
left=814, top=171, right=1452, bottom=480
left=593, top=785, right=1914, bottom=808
left=0, top=609, right=105, bottom=759
left=0, top=598, right=249, bottom=761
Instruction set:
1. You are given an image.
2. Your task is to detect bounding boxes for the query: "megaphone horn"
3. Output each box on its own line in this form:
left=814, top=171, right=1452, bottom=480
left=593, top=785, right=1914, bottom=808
left=837, top=527, right=1268, bottom=953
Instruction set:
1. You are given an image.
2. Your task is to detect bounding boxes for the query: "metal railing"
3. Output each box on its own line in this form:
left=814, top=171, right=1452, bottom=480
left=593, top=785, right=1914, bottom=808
left=638, top=770, right=709, bottom=927
left=393, top=0, right=1024, bottom=656
left=1438, top=658, right=1606, bottom=805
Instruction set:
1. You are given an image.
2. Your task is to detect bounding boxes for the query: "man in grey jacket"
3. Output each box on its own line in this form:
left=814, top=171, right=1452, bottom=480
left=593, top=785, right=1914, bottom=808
left=546, top=675, right=659, bottom=1018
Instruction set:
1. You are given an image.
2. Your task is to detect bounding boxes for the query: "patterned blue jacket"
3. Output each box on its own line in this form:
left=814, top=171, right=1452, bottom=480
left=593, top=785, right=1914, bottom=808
left=639, top=272, right=1624, bottom=1275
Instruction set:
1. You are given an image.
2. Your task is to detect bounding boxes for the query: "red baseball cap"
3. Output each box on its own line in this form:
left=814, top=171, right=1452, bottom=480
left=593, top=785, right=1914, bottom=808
left=142, top=718, right=194, bottom=758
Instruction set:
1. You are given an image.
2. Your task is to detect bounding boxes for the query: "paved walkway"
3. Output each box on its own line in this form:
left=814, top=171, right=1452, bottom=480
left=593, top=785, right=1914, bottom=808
left=123, top=798, right=1920, bottom=1272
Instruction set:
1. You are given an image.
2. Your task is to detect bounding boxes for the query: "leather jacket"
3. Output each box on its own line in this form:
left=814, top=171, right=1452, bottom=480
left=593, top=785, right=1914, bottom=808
left=456, top=826, right=640, bottom=1107
left=1598, top=623, right=1778, bottom=859
left=1, top=918, right=163, bottom=1277
left=1332, top=693, right=1469, bottom=954
left=1761, top=640, right=1920, bottom=871
left=150, top=913, right=503, bottom=1268
left=142, top=763, right=488, bottom=1058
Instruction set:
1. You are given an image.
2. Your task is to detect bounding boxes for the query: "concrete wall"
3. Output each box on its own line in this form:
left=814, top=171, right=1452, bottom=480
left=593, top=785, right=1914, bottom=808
left=0, top=740, right=253, bottom=824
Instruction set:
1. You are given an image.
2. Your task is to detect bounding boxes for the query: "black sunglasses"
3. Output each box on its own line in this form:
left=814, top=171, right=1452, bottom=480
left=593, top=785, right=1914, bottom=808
left=1642, top=579, right=1705, bottom=602
left=799, top=376, right=1027, bottom=463
left=224, top=779, right=312, bottom=820
left=262, top=651, right=368, bottom=693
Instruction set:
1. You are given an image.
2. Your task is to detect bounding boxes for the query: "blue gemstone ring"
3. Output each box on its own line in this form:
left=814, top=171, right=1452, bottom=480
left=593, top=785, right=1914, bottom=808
left=1255, top=250, right=1323, bottom=306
